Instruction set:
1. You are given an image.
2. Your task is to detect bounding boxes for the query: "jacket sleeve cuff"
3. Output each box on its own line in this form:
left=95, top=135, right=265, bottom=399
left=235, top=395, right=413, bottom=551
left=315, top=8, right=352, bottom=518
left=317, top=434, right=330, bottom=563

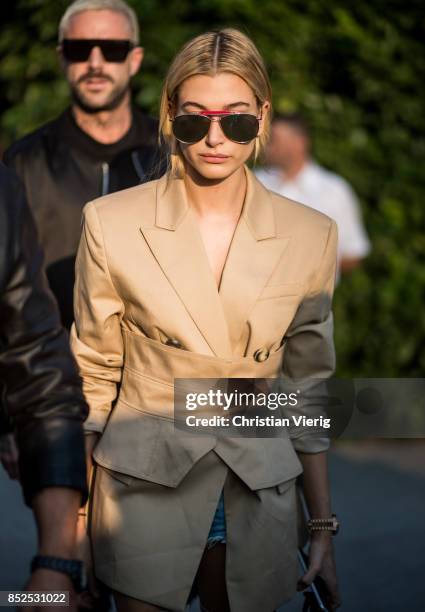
left=291, top=436, right=330, bottom=453
left=83, top=408, right=110, bottom=433
left=16, top=417, right=88, bottom=507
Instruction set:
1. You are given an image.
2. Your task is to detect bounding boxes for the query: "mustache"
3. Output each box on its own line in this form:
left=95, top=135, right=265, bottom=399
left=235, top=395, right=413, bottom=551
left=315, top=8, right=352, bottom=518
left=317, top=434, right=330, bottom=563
left=77, top=72, right=114, bottom=84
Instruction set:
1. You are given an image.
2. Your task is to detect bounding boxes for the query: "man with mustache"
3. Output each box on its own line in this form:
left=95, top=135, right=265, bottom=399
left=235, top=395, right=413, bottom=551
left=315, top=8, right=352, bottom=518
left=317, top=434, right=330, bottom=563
left=1, top=0, right=164, bottom=500
left=3, top=0, right=164, bottom=330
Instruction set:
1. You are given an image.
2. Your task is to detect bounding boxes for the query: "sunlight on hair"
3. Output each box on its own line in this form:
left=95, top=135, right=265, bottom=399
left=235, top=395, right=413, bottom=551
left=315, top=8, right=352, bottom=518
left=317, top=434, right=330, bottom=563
left=159, top=29, right=272, bottom=178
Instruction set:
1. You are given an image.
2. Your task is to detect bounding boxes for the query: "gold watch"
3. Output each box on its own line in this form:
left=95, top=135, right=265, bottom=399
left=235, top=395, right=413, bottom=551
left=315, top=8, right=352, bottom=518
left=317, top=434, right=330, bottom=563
left=307, top=513, right=339, bottom=535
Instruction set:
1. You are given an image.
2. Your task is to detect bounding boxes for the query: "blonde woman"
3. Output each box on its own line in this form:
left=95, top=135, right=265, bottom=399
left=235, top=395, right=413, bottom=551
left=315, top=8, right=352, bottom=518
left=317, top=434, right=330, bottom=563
left=71, top=29, right=341, bottom=612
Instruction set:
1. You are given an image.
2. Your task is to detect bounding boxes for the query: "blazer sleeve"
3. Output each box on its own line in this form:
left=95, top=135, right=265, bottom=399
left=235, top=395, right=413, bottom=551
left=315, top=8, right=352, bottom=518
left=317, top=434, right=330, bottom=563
left=70, top=202, right=125, bottom=434
left=281, top=218, right=338, bottom=453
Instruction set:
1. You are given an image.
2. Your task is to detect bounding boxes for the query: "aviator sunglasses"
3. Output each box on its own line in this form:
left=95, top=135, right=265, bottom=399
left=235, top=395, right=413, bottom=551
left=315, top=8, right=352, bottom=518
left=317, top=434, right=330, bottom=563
left=171, top=111, right=261, bottom=144
left=62, top=39, right=135, bottom=63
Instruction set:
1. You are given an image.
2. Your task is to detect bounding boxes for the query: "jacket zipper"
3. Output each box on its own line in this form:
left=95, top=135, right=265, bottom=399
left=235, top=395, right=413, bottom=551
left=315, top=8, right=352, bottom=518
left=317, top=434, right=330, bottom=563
left=131, top=151, right=146, bottom=182
left=101, top=162, right=110, bottom=196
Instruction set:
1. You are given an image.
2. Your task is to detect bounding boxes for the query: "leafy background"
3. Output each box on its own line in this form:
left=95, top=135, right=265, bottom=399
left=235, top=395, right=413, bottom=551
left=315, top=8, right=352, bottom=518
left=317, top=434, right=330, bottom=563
left=1, top=0, right=424, bottom=376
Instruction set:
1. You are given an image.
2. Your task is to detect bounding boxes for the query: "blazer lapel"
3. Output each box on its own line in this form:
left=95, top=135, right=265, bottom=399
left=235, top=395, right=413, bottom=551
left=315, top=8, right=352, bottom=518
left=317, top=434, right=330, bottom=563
left=140, top=175, right=232, bottom=358
left=219, top=169, right=290, bottom=352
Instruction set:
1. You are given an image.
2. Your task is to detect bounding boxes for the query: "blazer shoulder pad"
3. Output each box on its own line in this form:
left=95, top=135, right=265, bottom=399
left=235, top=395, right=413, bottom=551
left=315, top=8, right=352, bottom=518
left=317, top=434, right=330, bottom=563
left=87, top=178, right=159, bottom=226
left=269, top=190, right=334, bottom=239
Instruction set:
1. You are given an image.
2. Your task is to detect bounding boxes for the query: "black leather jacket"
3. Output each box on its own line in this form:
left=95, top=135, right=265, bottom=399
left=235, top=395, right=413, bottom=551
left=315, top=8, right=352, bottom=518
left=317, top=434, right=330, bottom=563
left=4, top=106, right=165, bottom=328
left=0, top=163, right=88, bottom=505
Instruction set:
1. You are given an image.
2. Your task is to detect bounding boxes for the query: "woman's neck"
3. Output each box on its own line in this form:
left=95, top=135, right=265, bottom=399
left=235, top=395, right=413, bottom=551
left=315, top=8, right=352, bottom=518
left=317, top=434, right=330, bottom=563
left=184, top=165, right=247, bottom=219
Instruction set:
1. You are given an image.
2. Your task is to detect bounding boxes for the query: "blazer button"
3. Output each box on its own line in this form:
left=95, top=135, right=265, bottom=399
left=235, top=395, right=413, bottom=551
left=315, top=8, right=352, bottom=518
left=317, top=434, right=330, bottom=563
left=165, top=337, right=182, bottom=348
left=254, top=348, right=270, bottom=362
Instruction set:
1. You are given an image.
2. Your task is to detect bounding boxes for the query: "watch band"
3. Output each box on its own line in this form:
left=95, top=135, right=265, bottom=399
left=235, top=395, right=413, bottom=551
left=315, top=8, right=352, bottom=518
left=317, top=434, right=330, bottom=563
left=307, top=513, right=339, bottom=535
left=31, top=555, right=84, bottom=592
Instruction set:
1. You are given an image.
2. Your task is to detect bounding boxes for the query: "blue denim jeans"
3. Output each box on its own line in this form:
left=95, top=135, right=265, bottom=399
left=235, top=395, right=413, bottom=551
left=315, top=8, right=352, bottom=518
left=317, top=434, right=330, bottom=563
left=206, top=489, right=226, bottom=548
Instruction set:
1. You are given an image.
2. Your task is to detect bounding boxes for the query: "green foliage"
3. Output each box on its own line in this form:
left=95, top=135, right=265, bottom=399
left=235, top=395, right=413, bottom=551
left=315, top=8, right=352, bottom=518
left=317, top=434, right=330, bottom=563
left=1, top=0, right=424, bottom=375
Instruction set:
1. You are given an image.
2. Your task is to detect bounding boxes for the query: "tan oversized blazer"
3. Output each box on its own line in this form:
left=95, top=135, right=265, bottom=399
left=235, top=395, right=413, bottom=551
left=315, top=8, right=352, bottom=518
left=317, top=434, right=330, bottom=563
left=70, top=167, right=337, bottom=611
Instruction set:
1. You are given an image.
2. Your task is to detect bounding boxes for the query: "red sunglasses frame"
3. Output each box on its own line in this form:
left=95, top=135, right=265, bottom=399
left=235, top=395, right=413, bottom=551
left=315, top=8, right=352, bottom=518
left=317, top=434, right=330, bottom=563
left=171, top=109, right=262, bottom=119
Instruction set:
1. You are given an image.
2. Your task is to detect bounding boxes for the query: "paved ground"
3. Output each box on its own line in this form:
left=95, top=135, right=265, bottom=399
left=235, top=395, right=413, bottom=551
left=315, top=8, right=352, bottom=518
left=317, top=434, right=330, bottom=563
left=282, top=441, right=425, bottom=612
left=1, top=441, right=424, bottom=611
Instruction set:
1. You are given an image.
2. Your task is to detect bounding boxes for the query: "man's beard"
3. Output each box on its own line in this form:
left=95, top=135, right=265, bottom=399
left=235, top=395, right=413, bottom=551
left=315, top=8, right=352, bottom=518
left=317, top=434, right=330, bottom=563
left=70, top=73, right=130, bottom=114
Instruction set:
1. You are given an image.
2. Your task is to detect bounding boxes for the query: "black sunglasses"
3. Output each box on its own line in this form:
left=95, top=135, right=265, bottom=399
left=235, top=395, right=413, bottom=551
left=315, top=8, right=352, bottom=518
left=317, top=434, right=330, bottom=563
left=171, top=111, right=260, bottom=144
left=62, top=39, right=135, bottom=63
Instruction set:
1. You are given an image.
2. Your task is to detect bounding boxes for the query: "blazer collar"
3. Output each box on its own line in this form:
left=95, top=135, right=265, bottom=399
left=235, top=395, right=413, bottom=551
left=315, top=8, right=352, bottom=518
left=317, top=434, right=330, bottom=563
left=141, top=167, right=288, bottom=358
left=242, top=166, right=277, bottom=240
left=153, top=166, right=276, bottom=240
left=155, top=173, right=188, bottom=230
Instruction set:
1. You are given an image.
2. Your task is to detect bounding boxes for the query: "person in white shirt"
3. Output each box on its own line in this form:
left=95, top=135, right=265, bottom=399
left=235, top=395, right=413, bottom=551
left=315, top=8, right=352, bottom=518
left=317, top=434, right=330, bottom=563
left=255, top=113, right=371, bottom=279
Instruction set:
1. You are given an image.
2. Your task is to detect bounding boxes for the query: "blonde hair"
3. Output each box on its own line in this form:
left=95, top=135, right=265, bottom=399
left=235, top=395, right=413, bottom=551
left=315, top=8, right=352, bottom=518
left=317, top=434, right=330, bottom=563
left=159, top=29, right=272, bottom=178
left=59, top=0, right=139, bottom=44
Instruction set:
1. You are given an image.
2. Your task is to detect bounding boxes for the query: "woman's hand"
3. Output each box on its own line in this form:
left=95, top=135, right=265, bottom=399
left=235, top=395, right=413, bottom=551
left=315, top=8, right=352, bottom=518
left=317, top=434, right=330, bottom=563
left=297, top=532, right=342, bottom=611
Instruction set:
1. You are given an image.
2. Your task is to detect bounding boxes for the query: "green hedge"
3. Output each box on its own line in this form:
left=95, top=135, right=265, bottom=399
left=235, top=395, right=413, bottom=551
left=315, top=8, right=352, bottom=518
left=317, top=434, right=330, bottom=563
left=1, top=0, right=424, bottom=376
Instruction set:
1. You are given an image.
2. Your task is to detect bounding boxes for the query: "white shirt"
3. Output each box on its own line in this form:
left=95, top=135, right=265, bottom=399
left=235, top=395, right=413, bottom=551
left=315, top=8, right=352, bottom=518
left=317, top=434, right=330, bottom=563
left=255, top=161, right=371, bottom=279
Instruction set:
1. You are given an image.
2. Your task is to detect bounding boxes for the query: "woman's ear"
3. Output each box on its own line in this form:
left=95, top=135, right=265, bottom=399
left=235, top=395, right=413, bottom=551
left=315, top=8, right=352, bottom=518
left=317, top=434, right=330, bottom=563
left=167, top=99, right=175, bottom=120
left=258, top=100, right=271, bottom=136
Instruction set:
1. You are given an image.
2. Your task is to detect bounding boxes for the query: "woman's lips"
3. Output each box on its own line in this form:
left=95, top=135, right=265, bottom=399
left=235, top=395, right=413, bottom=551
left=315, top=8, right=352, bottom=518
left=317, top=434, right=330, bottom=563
left=200, top=154, right=229, bottom=164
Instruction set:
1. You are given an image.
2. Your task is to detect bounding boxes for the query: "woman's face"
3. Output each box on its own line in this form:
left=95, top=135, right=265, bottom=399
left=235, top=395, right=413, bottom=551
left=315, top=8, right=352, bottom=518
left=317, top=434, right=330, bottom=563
left=173, top=72, right=269, bottom=181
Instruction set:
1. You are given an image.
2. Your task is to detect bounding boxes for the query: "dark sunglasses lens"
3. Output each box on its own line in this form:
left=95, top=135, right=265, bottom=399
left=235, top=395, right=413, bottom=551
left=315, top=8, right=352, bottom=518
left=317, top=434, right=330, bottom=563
left=173, top=115, right=210, bottom=144
left=62, top=39, right=132, bottom=63
left=62, top=40, right=92, bottom=62
left=220, top=114, right=259, bottom=143
left=99, top=40, right=132, bottom=62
